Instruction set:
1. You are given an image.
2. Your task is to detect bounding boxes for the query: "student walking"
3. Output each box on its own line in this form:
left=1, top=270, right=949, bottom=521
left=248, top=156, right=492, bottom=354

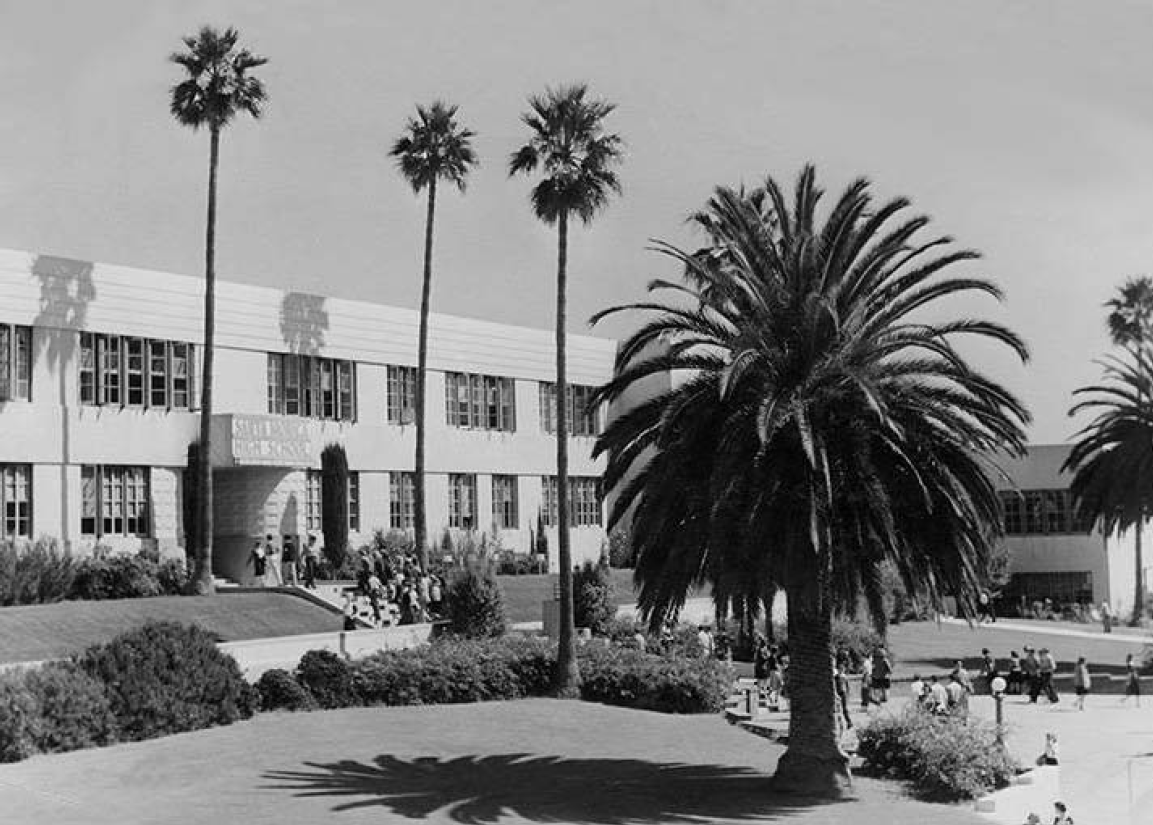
left=834, top=665, right=852, bottom=732
left=1037, top=647, right=1059, bottom=703
left=302, top=534, right=319, bottom=589
left=871, top=647, right=893, bottom=704
left=1122, top=653, right=1141, bottom=706
left=282, top=536, right=299, bottom=586
left=1023, top=646, right=1041, bottom=702
left=1007, top=650, right=1023, bottom=695
left=1101, top=600, right=1113, bottom=633
left=248, top=538, right=268, bottom=585
left=1072, top=656, right=1091, bottom=711
left=265, top=534, right=284, bottom=586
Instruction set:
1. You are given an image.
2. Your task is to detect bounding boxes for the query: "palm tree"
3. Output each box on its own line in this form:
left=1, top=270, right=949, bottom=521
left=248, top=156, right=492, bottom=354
left=591, top=168, right=1029, bottom=796
left=170, top=26, right=267, bottom=594
left=390, top=102, right=478, bottom=574
left=1064, top=348, right=1153, bottom=625
left=1106, top=276, right=1153, bottom=346
left=509, top=84, right=623, bottom=695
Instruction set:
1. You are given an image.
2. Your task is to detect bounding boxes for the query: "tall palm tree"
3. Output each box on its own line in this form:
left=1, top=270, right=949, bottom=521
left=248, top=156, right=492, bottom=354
left=390, top=102, right=478, bottom=574
left=509, top=84, right=623, bottom=695
left=170, top=26, right=267, bottom=594
left=591, top=168, right=1029, bottom=796
left=1064, top=348, right=1153, bottom=625
left=1106, top=275, right=1153, bottom=347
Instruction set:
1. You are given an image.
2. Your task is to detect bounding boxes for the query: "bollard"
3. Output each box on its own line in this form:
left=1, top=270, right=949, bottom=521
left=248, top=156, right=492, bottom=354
left=746, top=686, right=757, bottom=717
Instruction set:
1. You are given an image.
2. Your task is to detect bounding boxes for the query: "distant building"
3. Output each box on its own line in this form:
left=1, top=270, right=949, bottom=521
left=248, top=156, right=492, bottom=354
left=0, top=249, right=615, bottom=582
left=995, top=444, right=1146, bottom=615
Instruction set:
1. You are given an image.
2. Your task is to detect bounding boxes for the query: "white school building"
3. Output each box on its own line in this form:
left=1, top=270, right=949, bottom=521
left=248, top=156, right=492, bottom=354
left=0, top=249, right=616, bottom=583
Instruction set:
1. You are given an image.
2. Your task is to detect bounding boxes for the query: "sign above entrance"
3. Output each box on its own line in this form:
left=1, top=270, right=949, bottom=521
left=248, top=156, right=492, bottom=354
left=230, top=415, right=314, bottom=466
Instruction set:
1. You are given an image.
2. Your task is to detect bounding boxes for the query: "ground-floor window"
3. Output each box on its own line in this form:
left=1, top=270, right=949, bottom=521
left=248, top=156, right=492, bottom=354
left=305, top=470, right=322, bottom=533
left=492, top=475, right=518, bottom=530
left=541, top=476, right=602, bottom=527
left=1003, top=571, right=1093, bottom=608
left=389, top=472, right=415, bottom=530
left=81, top=465, right=149, bottom=538
left=347, top=472, right=360, bottom=532
left=1, top=464, right=31, bottom=538
left=449, top=473, right=477, bottom=529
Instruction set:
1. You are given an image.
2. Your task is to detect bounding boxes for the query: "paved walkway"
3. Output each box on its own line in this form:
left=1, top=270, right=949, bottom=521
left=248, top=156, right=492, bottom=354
left=937, top=615, right=1153, bottom=644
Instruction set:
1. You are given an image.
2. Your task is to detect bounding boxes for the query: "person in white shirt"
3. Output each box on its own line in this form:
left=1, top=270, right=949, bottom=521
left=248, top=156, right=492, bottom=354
left=929, top=675, right=948, bottom=713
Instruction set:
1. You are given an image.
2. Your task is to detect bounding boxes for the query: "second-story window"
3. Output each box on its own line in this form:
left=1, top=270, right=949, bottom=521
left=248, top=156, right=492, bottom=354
left=539, top=382, right=601, bottom=436
left=445, top=372, right=515, bottom=432
left=386, top=365, right=417, bottom=424
left=267, top=353, right=356, bottom=422
left=80, top=333, right=194, bottom=410
left=0, top=324, right=32, bottom=402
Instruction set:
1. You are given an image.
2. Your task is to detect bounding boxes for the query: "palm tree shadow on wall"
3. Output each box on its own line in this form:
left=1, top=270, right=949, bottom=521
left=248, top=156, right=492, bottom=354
left=264, top=752, right=831, bottom=823
left=280, top=292, right=329, bottom=356
left=31, top=254, right=96, bottom=549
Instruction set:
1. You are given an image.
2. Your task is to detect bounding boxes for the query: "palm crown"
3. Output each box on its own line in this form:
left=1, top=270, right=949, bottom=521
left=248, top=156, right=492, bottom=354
left=390, top=102, right=478, bottom=193
left=1106, top=275, right=1153, bottom=347
left=508, top=83, right=622, bottom=223
left=592, top=167, right=1031, bottom=627
left=169, top=26, right=268, bottom=131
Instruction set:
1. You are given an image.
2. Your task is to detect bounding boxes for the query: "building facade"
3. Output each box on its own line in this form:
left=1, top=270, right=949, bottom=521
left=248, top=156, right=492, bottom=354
left=995, top=444, right=1147, bottom=615
left=0, top=249, right=616, bottom=582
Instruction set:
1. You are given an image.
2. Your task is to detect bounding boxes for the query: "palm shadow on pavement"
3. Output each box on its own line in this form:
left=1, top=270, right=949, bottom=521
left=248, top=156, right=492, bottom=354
left=264, top=752, right=840, bottom=823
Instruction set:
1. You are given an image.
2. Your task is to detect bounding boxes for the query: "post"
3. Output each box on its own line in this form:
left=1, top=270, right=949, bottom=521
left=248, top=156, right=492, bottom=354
left=990, top=675, right=1007, bottom=747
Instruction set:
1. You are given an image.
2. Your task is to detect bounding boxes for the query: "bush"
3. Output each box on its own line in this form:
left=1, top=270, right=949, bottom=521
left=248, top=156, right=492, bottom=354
left=155, top=557, right=189, bottom=595
left=0, top=537, right=77, bottom=606
left=574, top=557, right=615, bottom=636
left=858, top=705, right=1017, bottom=801
left=23, top=662, right=117, bottom=753
left=446, top=562, right=507, bottom=639
left=578, top=644, right=732, bottom=713
left=79, top=622, right=254, bottom=741
left=70, top=553, right=162, bottom=601
left=256, top=668, right=316, bottom=712
left=831, top=617, right=884, bottom=673
left=295, top=649, right=355, bottom=709
left=0, top=673, right=40, bottom=762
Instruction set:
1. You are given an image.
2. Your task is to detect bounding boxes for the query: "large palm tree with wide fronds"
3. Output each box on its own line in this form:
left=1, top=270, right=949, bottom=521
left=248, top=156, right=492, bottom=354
left=591, top=167, right=1030, bottom=797
left=509, top=83, right=623, bottom=696
left=170, top=25, right=267, bottom=594
left=1064, top=348, right=1153, bottom=625
left=390, top=102, right=478, bottom=573
left=1106, top=275, right=1153, bottom=347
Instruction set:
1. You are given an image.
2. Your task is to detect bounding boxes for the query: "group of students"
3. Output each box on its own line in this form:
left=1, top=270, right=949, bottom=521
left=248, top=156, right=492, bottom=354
left=248, top=533, right=322, bottom=588
left=987, top=646, right=1142, bottom=709
left=341, top=549, right=445, bottom=630
left=909, top=667, right=974, bottom=716
left=753, top=637, right=789, bottom=712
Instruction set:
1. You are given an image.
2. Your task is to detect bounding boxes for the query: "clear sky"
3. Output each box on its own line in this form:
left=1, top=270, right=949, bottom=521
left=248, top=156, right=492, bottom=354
left=1, top=0, right=1151, bottom=443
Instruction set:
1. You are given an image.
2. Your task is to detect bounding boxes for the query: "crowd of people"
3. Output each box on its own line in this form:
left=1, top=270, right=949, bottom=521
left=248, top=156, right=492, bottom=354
left=971, top=645, right=1142, bottom=709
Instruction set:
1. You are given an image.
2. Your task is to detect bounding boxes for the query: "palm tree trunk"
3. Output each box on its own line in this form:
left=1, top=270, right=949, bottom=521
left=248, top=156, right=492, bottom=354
left=413, top=179, right=436, bottom=575
left=192, top=126, right=220, bottom=595
left=772, top=552, right=851, bottom=797
left=553, top=209, right=580, bottom=697
left=1132, top=512, right=1145, bottom=626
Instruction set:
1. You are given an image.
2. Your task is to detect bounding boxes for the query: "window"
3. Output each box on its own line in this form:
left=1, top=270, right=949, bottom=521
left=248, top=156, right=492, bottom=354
left=1, top=464, right=31, bottom=538
left=306, top=470, right=322, bottom=533
left=541, top=476, right=602, bottom=527
left=386, top=365, right=417, bottom=424
left=539, top=382, right=600, bottom=436
left=390, top=471, right=415, bottom=530
left=449, top=473, right=477, bottom=529
left=1004, top=571, right=1093, bottom=606
left=267, top=353, right=356, bottom=421
left=445, top=372, right=515, bottom=431
left=79, top=333, right=194, bottom=410
left=348, top=472, right=360, bottom=532
left=80, top=465, right=149, bottom=538
left=0, top=325, right=31, bottom=402
left=492, top=475, right=518, bottom=530
left=1000, top=488, right=1094, bottom=536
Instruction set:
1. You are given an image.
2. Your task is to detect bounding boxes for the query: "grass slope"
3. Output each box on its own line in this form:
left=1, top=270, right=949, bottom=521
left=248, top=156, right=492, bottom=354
left=0, top=592, right=340, bottom=663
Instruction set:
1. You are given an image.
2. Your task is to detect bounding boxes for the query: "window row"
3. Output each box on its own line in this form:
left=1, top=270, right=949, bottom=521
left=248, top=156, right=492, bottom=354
left=80, top=334, right=195, bottom=409
left=445, top=372, right=517, bottom=431
left=1, top=464, right=31, bottom=538
left=0, top=325, right=32, bottom=402
left=1000, top=489, right=1095, bottom=536
left=267, top=354, right=356, bottom=421
left=539, top=382, right=601, bottom=437
left=389, top=473, right=600, bottom=531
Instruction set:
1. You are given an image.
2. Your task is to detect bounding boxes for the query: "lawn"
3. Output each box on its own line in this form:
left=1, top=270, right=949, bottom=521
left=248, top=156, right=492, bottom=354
left=0, top=699, right=989, bottom=825
left=497, top=568, right=640, bottom=623
left=0, top=591, right=340, bottom=664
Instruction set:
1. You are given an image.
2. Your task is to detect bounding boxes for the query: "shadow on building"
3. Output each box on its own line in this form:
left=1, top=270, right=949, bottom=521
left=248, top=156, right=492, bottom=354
left=280, top=292, right=329, bottom=356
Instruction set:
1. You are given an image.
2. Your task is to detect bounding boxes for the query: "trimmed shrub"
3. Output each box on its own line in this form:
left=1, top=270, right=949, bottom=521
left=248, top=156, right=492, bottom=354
left=0, top=673, right=40, bottom=762
left=858, top=705, right=1017, bottom=801
left=578, top=644, right=731, bottom=713
left=320, top=443, right=350, bottom=570
left=573, top=557, right=614, bottom=636
left=70, top=553, right=162, bottom=601
left=446, top=563, right=507, bottom=639
left=79, top=622, right=254, bottom=741
left=23, top=662, right=117, bottom=753
left=257, top=668, right=316, bottom=712
left=0, top=537, right=77, bottom=606
left=155, top=557, right=189, bottom=596
left=295, top=649, right=355, bottom=709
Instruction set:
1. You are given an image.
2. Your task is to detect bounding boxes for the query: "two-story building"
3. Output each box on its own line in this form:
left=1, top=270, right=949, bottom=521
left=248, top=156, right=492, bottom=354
left=0, top=249, right=616, bottom=582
